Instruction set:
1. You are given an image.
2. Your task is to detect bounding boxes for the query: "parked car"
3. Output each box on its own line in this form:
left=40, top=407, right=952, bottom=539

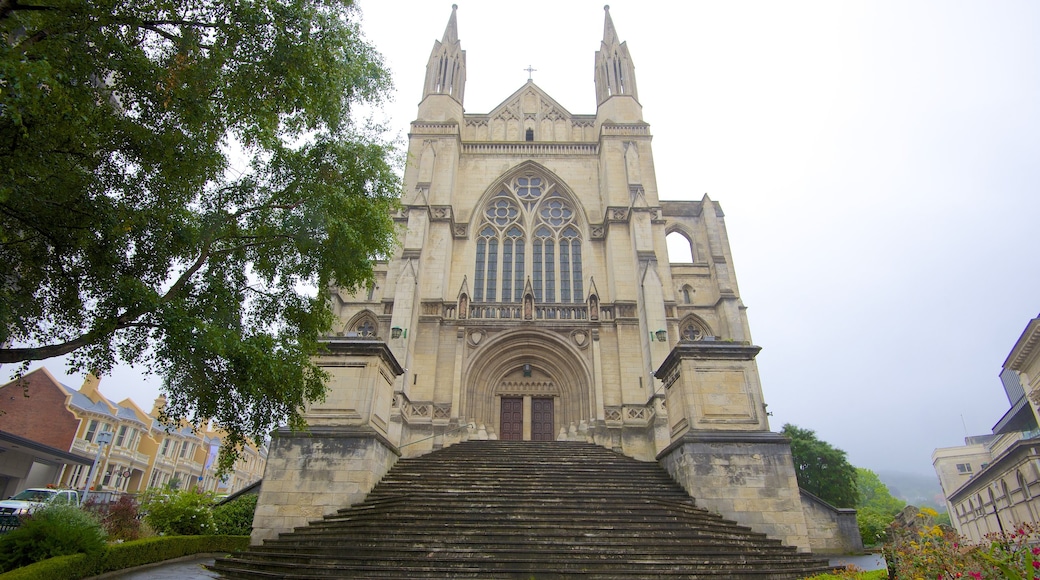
left=0, top=488, right=80, bottom=524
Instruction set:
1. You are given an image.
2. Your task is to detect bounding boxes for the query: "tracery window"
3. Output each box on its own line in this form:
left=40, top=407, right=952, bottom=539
left=472, top=172, right=583, bottom=304
left=679, top=316, right=711, bottom=342
left=350, top=317, right=377, bottom=337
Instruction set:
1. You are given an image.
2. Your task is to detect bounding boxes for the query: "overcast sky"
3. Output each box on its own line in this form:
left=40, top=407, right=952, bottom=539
left=26, top=1, right=1040, bottom=478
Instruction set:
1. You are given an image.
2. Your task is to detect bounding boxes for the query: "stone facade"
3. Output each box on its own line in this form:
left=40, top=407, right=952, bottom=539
left=254, top=6, right=858, bottom=553
left=932, top=314, right=1040, bottom=543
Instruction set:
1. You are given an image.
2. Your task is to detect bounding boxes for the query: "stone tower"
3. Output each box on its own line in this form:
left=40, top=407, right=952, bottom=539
left=253, top=6, right=831, bottom=554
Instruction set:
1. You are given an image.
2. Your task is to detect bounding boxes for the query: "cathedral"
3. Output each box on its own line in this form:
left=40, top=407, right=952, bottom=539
left=252, top=6, right=859, bottom=556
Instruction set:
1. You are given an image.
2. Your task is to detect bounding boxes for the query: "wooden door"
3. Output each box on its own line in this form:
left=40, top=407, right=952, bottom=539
left=531, top=397, right=554, bottom=441
left=500, top=397, right=523, bottom=441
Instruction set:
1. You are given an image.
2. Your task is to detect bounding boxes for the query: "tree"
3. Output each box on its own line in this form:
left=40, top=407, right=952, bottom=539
left=1, top=0, right=399, bottom=470
left=781, top=424, right=859, bottom=508
left=856, top=468, right=906, bottom=514
left=855, top=467, right=906, bottom=545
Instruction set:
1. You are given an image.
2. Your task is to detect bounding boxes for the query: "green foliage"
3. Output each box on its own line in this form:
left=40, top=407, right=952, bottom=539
left=854, top=468, right=906, bottom=546
left=934, top=510, right=952, bottom=527
left=95, top=535, right=249, bottom=574
left=803, top=571, right=887, bottom=580
left=856, top=507, right=894, bottom=547
left=0, top=535, right=249, bottom=580
left=0, top=0, right=400, bottom=471
left=212, top=493, right=258, bottom=535
left=139, top=488, right=215, bottom=536
left=886, top=516, right=1040, bottom=579
left=0, top=504, right=106, bottom=572
left=84, top=495, right=142, bottom=541
left=782, top=424, right=859, bottom=508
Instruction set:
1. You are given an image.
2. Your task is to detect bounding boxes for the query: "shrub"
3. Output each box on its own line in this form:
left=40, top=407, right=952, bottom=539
left=0, top=535, right=250, bottom=580
left=0, top=504, right=106, bottom=572
left=139, top=488, right=215, bottom=536
left=212, top=494, right=258, bottom=535
left=84, top=495, right=142, bottom=541
left=856, top=506, right=893, bottom=546
left=804, top=570, right=887, bottom=580
left=886, top=513, right=1040, bottom=579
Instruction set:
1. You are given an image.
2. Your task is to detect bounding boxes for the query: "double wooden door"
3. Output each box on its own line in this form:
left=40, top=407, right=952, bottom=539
left=500, top=397, right=554, bottom=441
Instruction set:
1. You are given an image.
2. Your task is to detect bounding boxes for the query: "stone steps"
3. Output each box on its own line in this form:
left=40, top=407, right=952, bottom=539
left=211, top=441, right=834, bottom=579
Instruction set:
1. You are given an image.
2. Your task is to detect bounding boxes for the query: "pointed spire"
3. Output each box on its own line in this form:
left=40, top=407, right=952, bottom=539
left=602, top=5, right=619, bottom=45
left=422, top=5, right=466, bottom=104
left=442, top=4, right=459, bottom=44
left=594, top=5, right=638, bottom=105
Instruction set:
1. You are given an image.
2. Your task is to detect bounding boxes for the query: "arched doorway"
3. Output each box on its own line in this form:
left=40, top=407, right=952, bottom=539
left=462, top=329, right=593, bottom=441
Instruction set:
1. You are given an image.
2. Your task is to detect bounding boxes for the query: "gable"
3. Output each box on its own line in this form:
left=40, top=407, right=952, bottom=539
left=463, top=82, right=595, bottom=142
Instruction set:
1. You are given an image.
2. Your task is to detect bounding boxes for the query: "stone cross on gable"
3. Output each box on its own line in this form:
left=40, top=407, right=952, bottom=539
left=525, top=65, right=537, bottom=81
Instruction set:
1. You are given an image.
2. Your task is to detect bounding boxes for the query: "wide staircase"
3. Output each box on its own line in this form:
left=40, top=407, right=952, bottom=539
left=212, top=441, right=834, bottom=579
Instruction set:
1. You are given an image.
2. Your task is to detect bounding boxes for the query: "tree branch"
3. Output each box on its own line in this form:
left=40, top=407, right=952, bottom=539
left=1, top=0, right=59, bottom=21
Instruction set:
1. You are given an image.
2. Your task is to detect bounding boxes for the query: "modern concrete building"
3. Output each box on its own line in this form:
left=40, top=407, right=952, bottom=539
left=254, top=6, right=860, bottom=555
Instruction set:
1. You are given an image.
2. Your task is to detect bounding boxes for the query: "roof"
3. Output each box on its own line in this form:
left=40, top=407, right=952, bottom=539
left=53, top=382, right=149, bottom=427
left=0, top=430, right=93, bottom=466
left=1004, top=316, right=1040, bottom=372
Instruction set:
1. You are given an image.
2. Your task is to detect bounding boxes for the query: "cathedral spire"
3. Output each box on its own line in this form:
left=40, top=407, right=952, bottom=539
left=422, top=4, right=466, bottom=104
left=442, top=3, right=459, bottom=44
left=594, top=5, right=638, bottom=105
left=602, top=4, right=620, bottom=45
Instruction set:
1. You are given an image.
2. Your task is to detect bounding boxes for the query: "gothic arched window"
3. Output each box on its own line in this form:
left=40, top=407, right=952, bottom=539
left=472, top=172, right=583, bottom=304
left=474, top=194, right=521, bottom=302
left=349, top=315, right=377, bottom=338
left=679, top=316, right=712, bottom=342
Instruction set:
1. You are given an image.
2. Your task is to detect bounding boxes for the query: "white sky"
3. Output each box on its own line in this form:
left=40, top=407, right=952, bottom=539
left=24, top=1, right=1040, bottom=477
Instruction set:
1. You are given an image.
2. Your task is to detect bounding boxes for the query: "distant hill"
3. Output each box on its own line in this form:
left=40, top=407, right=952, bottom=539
left=877, top=470, right=947, bottom=512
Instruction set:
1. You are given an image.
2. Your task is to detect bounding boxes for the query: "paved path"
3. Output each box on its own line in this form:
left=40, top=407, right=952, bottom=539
left=92, top=555, right=220, bottom=579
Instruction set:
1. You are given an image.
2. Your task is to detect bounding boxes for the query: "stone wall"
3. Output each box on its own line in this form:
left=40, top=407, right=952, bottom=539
left=250, top=427, right=398, bottom=544
left=800, top=489, right=863, bottom=555
left=658, top=432, right=811, bottom=552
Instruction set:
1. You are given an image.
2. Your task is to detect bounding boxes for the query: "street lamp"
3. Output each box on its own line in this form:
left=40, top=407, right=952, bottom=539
left=82, top=431, right=112, bottom=500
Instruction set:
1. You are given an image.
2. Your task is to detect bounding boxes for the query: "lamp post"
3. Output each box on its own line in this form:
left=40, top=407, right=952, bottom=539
left=82, top=431, right=112, bottom=500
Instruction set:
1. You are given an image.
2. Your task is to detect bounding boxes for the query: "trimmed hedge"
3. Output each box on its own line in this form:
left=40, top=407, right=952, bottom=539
left=804, top=571, right=887, bottom=580
left=0, top=535, right=250, bottom=580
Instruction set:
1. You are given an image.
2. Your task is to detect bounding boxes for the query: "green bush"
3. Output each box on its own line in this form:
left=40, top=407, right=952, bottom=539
left=856, top=506, right=893, bottom=546
left=139, top=487, right=216, bottom=535
left=0, top=504, right=106, bottom=572
left=0, top=535, right=250, bottom=580
left=804, top=571, right=887, bottom=580
left=212, top=494, right=258, bottom=535
left=98, top=535, right=249, bottom=572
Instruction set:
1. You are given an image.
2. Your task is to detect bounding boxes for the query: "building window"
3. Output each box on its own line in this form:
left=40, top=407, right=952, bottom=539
left=681, top=285, right=692, bottom=304
left=956, top=463, right=973, bottom=474
left=350, top=316, right=377, bottom=337
left=679, top=317, right=712, bottom=342
left=525, top=128, right=534, bottom=141
left=472, top=173, right=583, bottom=305
left=115, top=425, right=128, bottom=447
left=473, top=194, right=522, bottom=303
left=84, top=420, right=99, bottom=443
left=68, top=465, right=86, bottom=487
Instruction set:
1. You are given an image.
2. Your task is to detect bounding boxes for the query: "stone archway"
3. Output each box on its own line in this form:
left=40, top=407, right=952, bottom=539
left=462, top=329, right=593, bottom=440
